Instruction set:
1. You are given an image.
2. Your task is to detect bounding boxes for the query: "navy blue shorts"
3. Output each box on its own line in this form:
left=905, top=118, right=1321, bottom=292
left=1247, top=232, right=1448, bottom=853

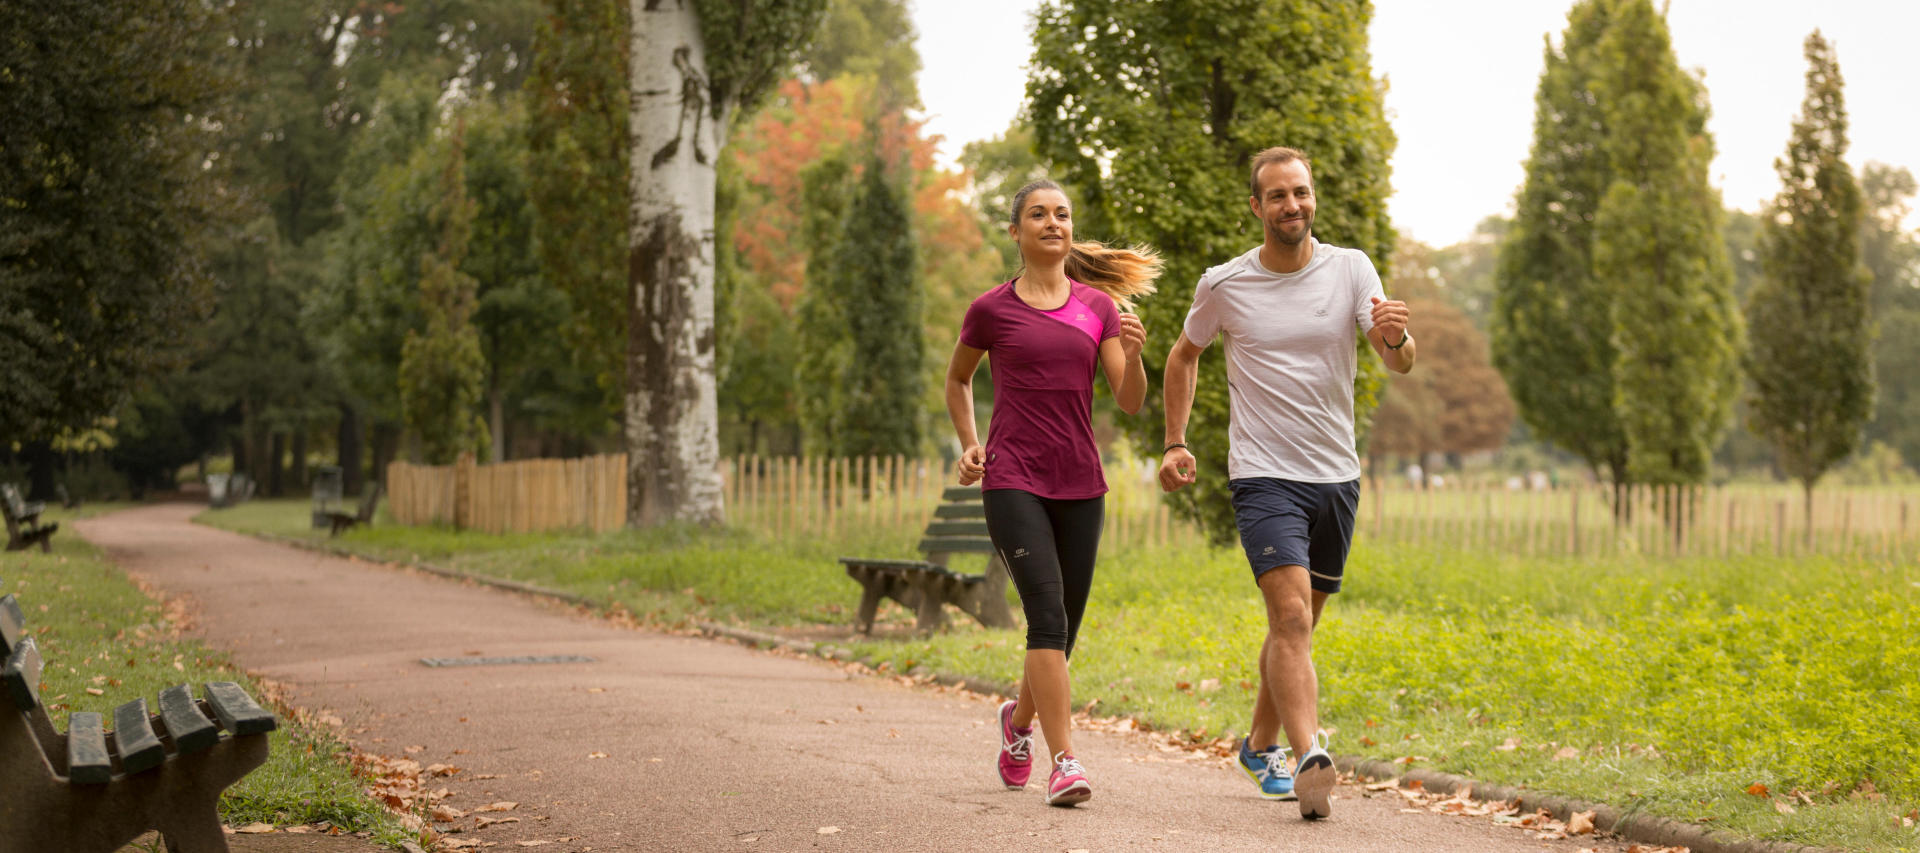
left=1228, top=478, right=1360, bottom=593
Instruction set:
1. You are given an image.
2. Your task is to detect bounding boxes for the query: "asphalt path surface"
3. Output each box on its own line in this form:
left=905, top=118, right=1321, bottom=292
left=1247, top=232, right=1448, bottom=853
left=78, top=504, right=1651, bottom=852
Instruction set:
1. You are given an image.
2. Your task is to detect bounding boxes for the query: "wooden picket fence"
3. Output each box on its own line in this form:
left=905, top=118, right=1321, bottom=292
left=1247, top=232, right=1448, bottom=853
left=386, top=454, right=627, bottom=534
left=382, top=451, right=1919, bottom=563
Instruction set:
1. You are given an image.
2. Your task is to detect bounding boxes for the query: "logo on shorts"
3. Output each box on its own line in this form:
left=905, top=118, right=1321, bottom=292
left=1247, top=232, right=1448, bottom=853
left=1262, top=545, right=1276, bottom=556
left=1076, top=313, right=1086, bottom=321
left=1014, top=547, right=1029, bottom=558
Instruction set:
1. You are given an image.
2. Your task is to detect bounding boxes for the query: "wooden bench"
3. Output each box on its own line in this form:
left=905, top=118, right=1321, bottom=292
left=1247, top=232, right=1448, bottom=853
left=839, top=486, right=1017, bottom=635
left=2, top=483, right=57, bottom=553
left=0, top=583, right=278, bottom=852
left=325, top=482, right=383, bottom=536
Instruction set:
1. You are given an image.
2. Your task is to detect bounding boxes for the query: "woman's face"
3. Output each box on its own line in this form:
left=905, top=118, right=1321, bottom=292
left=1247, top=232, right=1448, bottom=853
left=1009, top=188, right=1072, bottom=265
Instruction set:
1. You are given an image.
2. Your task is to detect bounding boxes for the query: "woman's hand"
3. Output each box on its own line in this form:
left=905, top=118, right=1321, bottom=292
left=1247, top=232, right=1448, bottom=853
left=1118, top=312, right=1146, bottom=362
left=956, top=444, right=986, bottom=486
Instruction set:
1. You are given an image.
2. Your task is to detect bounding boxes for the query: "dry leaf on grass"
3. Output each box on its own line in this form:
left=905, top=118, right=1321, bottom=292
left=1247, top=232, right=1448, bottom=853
left=1774, top=799, right=1797, bottom=815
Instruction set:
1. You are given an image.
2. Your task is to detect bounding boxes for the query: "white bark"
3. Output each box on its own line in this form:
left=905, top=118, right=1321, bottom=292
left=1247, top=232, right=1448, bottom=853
left=627, top=0, right=726, bottom=526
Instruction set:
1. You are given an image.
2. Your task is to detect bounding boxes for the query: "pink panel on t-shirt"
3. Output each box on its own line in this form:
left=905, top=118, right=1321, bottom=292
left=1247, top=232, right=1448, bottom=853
left=1039, top=293, right=1106, bottom=345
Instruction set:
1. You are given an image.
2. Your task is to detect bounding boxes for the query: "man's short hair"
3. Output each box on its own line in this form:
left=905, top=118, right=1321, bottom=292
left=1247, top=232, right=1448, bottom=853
left=1249, top=147, right=1313, bottom=198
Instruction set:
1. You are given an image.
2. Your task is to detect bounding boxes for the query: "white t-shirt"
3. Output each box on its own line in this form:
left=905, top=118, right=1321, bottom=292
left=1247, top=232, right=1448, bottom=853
left=1181, top=239, right=1385, bottom=483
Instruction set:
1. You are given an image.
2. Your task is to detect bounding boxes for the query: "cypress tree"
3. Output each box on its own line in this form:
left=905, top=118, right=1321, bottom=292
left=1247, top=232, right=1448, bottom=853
left=835, top=149, right=925, bottom=459
left=399, top=127, right=492, bottom=465
left=1493, top=1, right=1627, bottom=485
left=1591, top=0, right=1740, bottom=487
left=1744, top=31, right=1873, bottom=520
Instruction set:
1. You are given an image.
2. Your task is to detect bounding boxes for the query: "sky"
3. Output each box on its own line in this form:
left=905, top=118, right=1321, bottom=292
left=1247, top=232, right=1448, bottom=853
left=910, top=0, right=1920, bottom=248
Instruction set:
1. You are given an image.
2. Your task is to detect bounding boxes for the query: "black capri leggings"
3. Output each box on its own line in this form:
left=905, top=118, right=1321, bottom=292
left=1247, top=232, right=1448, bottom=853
left=982, top=489, right=1105, bottom=658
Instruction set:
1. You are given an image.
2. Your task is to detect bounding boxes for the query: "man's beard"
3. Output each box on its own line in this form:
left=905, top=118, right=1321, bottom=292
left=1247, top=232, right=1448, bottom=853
left=1268, top=212, right=1313, bottom=246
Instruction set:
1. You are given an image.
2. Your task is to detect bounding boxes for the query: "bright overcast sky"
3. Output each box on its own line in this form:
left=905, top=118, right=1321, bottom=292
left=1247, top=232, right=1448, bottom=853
left=912, top=0, right=1920, bottom=248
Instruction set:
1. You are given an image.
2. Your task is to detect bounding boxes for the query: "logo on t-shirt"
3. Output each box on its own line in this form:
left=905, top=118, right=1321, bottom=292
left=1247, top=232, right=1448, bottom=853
left=1314, top=308, right=1329, bottom=317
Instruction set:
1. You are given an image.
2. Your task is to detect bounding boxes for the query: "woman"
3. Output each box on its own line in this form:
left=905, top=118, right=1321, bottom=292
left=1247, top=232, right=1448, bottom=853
left=945, top=179, right=1160, bottom=806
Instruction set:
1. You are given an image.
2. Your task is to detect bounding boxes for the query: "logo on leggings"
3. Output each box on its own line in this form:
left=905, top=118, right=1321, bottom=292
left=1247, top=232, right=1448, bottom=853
left=1013, top=547, right=1029, bottom=558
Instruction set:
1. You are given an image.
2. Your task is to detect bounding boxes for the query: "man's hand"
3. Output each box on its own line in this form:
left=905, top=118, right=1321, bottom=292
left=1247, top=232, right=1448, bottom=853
left=1370, top=296, right=1409, bottom=346
left=1118, top=312, right=1146, bottom=362
left=956, top=444, right=986, bottom=486
left=1158, top=446, right=1197, bottom=492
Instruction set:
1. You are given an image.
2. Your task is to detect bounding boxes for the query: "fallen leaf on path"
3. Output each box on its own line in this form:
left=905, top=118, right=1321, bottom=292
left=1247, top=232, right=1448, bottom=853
left=514, top=841, right=552, bottom=847
left=474, top=802, right=519, bottom=813
left=427, top=763, right=461, bottom=777
left=1567, top=810, right=1595, bottom=835
left=431, top=805, right=466, bottom=822
left=476, top=816, right=520, bottom=829
left=232, top=823, right=274, bottom=834
left=1363, top=780, right=1398, bottom=792
left=441, top=839, right=487, bottom=850
left=817, top=826, right=841, bottom=835
left=405, top=745, right=425, bottom=754
left=588, top=751, right=608, bottom=759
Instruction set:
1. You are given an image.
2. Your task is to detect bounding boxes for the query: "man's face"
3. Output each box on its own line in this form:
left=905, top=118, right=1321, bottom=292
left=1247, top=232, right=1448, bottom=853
left=1250, top=160, right=1315, bottom=247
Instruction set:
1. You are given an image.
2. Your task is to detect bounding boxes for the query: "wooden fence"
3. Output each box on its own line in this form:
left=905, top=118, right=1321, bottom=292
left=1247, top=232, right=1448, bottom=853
left=387, top=454, right=627, bottom=534
left=383, top=452, right=1919, bottom=562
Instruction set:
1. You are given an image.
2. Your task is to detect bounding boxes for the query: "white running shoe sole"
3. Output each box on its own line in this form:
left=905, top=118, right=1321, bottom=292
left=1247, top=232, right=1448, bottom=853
left=1295, top=759, right=1334, bottom=820
left=1046, top=780, right=1092, bottom=807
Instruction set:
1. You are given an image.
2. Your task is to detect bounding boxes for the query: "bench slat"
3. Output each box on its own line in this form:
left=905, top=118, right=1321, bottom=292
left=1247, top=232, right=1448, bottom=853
left=932, top=503, right=987, bottom=520
left=922, top=521, right=988, bottom=537
left=203, top=682, right=277, bottom=736
left=0, top=592, right=24, bottom=658
left=113, top=697, right=166, bottom=774
left=940, top=487, right=983, bottom=502
left=918, top=537, right=997, bottom=555
left=157, top=684, right=220, bottom=755
left=68, top=712, right=112, bottom=784
left=3, top=635, right=41, bottom=711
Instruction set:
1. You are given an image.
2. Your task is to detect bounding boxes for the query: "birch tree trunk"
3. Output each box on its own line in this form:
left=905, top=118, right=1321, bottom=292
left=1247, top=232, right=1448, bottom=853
left=628, top=1, right=728, bottom=526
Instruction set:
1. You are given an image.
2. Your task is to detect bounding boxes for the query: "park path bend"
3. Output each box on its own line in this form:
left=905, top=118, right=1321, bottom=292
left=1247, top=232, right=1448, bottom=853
left=80, top=504, right=1630, bottom=852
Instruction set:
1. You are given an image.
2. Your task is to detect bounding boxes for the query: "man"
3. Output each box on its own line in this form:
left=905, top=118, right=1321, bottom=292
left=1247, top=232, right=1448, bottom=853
left=1158, top=147, right=1414, bottom=820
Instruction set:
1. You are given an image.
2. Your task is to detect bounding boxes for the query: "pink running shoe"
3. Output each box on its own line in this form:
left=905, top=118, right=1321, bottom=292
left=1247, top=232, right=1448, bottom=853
left=1045, top=751, right=1092, bottom=806
left=996, top=700, right=1033, bottom=788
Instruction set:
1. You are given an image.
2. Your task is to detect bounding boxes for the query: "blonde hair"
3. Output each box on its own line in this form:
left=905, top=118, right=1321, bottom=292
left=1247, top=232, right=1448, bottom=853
left=1065, top=241, right=1161, bottom=312
left=1009, top=179, right=1162, bottom=311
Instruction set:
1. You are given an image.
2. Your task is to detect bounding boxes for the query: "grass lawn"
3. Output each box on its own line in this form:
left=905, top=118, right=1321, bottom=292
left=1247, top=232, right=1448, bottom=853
left=200, top=498, right=1920, bottom=851
left=2, top=505, right=411, bottom=845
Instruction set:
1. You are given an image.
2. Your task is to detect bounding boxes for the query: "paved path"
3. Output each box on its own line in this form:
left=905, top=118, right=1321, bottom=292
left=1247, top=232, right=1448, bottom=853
left=81, top=504, right=1638, bottom=852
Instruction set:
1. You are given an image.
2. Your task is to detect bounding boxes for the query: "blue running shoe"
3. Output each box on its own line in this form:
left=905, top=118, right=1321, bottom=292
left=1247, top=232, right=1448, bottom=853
left=1237, top=737, right=1296, bottom=800
left=1295, top=730, right=1335, bottom=820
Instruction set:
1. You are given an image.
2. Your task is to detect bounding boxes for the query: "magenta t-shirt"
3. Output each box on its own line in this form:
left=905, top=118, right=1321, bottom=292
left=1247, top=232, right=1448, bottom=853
left=959, top=279, right=1121, bottom=500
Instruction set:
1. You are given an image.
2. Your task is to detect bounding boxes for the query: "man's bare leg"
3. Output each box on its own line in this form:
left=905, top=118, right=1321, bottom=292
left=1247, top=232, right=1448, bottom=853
left=1248, top=566, right=1335, bottom=817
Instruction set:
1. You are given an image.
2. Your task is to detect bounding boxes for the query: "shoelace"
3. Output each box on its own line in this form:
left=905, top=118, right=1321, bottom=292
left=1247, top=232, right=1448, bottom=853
left=1004, top=726, right=1032, bottom=762
left=1259, top=746, right=1293, bottom=780
left=1053, top=752, right=1086, bottom=779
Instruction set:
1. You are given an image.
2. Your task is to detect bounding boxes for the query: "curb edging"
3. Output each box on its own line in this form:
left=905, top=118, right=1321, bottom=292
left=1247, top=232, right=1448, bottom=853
left=234, top=527, right=1845, bottom=853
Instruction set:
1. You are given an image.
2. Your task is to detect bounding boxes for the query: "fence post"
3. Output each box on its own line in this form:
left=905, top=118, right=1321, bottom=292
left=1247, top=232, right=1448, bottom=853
left=454, top=453, right=475, bottom=530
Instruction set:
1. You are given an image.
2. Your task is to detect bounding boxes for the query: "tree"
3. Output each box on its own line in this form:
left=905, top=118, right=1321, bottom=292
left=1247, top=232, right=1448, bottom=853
left=1027, top=0, right=1397, bottom=543
left=1493, top=0, right=1626, bottom=486
left=1859, top=164, right=1920, bottom=471
left=835, top=149, right=925, bottom=458
left=1371, top=243, right=1515, bottom=470
left=1495, top=0, right=1737, bottom=490
left=529, top=0, right=631, bottom=417
left=0, top=0, right=229, bottom=460
left=398, top=125, right=491, bottom=465
left=629, top=0, right=828, bottom=526
left=1744, top=31, right=1873, bottom=519
left=806, top=0, right=920, bottom=109
left=1592, top=0, right=1740, bottom=487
